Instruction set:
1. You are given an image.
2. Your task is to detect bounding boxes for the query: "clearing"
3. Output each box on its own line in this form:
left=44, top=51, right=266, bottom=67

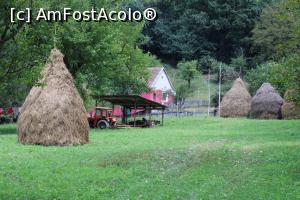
left=0, top=117, right=299, bottom=199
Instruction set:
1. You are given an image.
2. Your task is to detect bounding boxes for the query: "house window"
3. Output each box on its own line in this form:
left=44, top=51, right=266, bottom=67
left=163, top=92, right=168, bottom=102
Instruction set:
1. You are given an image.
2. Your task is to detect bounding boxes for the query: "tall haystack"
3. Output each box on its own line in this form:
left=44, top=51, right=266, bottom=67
left=17, top=48, right=89, bottom=145
left=250, top=83, right=283, bottom=119
left=282, top=90, right=300, bottom=119
left=219, top=78, right=251, bottom=117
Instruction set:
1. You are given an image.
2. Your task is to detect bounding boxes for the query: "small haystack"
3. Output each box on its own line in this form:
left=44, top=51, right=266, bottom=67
left=17, top=48, right=89, bottom=145
left=250, top=83, right=283, bottom=119
left=219, top=78, right=251, bottom=117
left=282, top=90, right=300, bottom=119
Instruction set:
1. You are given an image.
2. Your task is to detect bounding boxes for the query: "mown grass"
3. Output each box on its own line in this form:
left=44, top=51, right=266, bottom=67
left=0, top=117, right=300, bottom=200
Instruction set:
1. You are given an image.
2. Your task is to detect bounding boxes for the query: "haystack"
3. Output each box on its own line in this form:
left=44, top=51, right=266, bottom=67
left=250, top=83, right=283, bottom=119
left=17, top=48, right=89, bottom=145
left=282, top=90, right=300, bottom=119
left=219, top=78, right=251, bottom=117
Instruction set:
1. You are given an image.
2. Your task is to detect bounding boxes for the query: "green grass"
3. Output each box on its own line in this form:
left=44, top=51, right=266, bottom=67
left=165, top=66, right=218, bottom=100
left=0, top=117, right=300, bottom=200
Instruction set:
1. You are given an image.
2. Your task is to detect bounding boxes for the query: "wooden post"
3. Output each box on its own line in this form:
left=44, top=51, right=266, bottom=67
left=133, top=100, right=137, bottom=127
left=162, top=108, right=164, bottom=126
left=208, top=68, right=211, bottom=117
left=122, top=106, right=126, bottom=124
left=218, top=64, right=222, bottom=117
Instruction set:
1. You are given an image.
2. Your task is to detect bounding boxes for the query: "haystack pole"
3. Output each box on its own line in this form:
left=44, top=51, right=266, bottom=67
left=219, top=78, right=251, bottom=118
left=250, top=83, right=283, bottom=119
left=17, top=48, right=89, bottom=146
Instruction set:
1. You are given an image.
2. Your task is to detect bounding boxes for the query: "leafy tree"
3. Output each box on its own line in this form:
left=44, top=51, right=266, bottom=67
left=245, top=62, right=277, bottom=95
left=142, top=0, right=263, bottom=64
left=0, top=0, right=158, bottom=107
left=230, top=55, right=247, bottom=77
left=198, top=55, right=215, bottom=73
left=252, top=0, right=300, bottom=105
left=270, top=55, right=300, bottom=105
left=252, top=3, right=297, bottom=62
left=174, top=84, right=192, bottom=112
left=177, top=60, right=198, bottom=88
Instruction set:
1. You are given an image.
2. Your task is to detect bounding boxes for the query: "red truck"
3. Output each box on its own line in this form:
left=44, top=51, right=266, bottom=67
left=87, top=107, right=117, bottom=129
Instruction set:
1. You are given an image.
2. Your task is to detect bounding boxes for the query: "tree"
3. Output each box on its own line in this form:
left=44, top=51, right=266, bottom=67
left=198, top=55, right=215, bottom=73
left=142, top=0, right=263, bottom=64
left=174, top=84, right=191, bottom=112
left=252, top=0, right=300, bottom=105
left=252, top=2, right=297, bottom=62
left=177, top=60, right=198, bottom=88
left=245, top=62, right=277, bottom=95
left=0, top=0, right=158, bottom=107
left=230, top=55, right=247, bottom=77
left=270, top=55, right=300, bottom=106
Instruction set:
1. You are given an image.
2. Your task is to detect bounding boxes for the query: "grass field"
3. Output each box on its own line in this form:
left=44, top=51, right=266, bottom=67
left=0, top=117, right=300, bottom=200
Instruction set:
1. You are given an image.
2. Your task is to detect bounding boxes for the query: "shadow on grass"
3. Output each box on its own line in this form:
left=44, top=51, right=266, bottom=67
left=0, top=124, right=17, bottom=135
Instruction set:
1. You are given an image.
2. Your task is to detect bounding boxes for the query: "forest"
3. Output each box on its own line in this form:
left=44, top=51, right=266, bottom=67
left=0, top=0, right=299, bottom=108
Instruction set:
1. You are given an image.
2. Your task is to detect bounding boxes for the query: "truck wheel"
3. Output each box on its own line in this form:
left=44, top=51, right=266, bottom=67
left=97, top=121, right=109, bottom=129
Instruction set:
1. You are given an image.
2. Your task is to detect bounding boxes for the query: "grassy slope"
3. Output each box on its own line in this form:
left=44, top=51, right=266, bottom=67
left=0, top=118, right=300, bottom=200
left=164, top=66, right=218, bottom=100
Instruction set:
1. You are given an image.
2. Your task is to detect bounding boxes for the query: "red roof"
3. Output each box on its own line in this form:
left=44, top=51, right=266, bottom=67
left=148, top=67, right=163, bottom=86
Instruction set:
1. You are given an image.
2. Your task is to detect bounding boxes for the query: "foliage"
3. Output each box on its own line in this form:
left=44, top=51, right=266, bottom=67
left=177, top=60, right=198, bottom=88
left=142, top=0, right=263, bottom=64
left=211, top=82, right=231, bottom=108
left=270, top=55, right=300, bottom=106
left=173, top=84, right=192, bottom=111
left=252, top=0, right=300, bottom=62
left=198, top=55, right=215, bottom=73
left=0, top=0, right=158, bottom=107
left=245, top=62, right=277, bottom=95
left=211, top=60, right=239, bottom=83
left=230, top=55, right=247, bottom=76
left=251, top=0, right=300, bottom=105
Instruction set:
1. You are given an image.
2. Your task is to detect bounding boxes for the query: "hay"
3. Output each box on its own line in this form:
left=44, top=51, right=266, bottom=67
left=219, top=78, right=251, bottom=117
left=17, top=48, right=89, bottom=146
left=250, top=83, right=283, bottom=119
left=282, top=90, right=300, bottom=119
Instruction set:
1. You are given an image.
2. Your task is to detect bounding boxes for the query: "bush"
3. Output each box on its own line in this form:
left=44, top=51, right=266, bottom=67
left=245, top=62, right=277, bottom=95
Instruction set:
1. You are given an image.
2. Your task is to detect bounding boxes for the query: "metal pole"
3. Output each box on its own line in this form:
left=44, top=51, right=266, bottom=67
left=208, top=68, right=211, bottom=116
left=218, top=66, right=221, bottom=117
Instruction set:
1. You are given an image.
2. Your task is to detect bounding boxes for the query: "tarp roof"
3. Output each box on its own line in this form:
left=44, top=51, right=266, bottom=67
left=95, top=95, right=167, bottom=110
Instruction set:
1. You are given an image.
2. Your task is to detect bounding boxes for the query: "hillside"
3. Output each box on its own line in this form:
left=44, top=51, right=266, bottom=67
left=164, top=65, right=218, bottom=113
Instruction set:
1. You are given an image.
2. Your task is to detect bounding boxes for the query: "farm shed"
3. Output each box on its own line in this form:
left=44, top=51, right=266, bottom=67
left=94, top=95, right=167, bottom=127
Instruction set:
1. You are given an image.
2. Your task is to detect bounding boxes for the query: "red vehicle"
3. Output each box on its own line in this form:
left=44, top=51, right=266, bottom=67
left=0, top=107, right=19, bottom=124
left=87, top=107, right=117, bottom=129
